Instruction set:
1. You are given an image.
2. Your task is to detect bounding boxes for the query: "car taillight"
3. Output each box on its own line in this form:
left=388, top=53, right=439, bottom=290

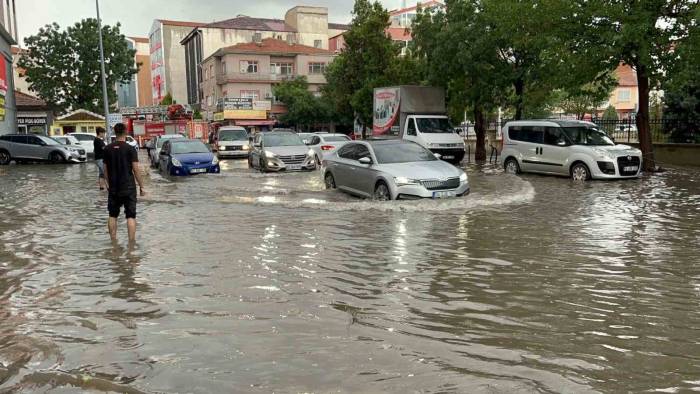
left=321, top=145, right=334, bottom=151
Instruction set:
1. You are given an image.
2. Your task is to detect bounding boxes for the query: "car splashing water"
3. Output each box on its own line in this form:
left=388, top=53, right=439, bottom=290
left=1, top=157, right=699, bottom=393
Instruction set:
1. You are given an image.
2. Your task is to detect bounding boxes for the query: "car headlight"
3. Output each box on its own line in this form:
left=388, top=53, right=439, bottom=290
left=242, top=144, right=250, bottom=150
left=307, top=149, right=315, bottom=157
left=460, top=173, right=468, bottom=183
left=265, top=150, right=277, bottom=159
left=212, top=156, right=219, bottom=165
left=171, top=157, right=182, bottom=167
left=395, top=176, right=419, bottom=186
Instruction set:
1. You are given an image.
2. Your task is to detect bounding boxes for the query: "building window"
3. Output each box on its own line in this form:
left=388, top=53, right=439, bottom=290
left=308, top=62, right=326, bottom=74
left=209, top=64, right=214, bottom=78
left=314, top=39, right=322, bottom=48
left=240, top=60, right=259, bottom=73
left=240, top=90, right=260, bottom=100
left=253, top=32, right=262, bottom=42
left=271, top=62, right=293, bottom=75
left=618, top=89, right=631, bottom=102
left=221, top=61, right=227, bottom=75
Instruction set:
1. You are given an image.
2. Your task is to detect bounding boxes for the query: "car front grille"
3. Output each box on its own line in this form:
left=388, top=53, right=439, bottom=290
left=78, top=149, right=85, bottom=155
left=617, top=156, right=641, bottom=176
left=220, top=146, right=242, bottom=151
left=279, top=154, right=306, bottom=164
left=421, top=177, right=461, bottom=190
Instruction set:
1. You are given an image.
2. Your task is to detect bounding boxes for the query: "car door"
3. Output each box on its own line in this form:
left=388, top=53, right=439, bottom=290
left=403, top=117, right=419, bottom=144
left=159, top=141, right=171, bottom=170
left=333, top=144, right=358, bottom=191
left=348, top=144, right=375, bottom=196
left=10, top=135, right=29, bottom=158
left=532, top=127, right=570, bottom=174
left=514, top=126, right=544, bottom=172
left=26, top=135, right=48, bottom=159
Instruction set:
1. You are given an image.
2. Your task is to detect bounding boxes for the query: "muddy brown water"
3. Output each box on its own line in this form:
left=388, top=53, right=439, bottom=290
left=0, top=157, right=699, bottom=393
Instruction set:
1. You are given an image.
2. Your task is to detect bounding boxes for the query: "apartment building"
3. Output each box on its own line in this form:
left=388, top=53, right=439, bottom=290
left=181, top=6, right=348, bottom=106
left=117, top=37, right=153, bottom=108
left=200, top=38, right=335, bottom=129
left=0, top=0, right=17, bottom=134
left=149, top=19, right=204, bottom=105
left=603, top=64, right=639, bottom=118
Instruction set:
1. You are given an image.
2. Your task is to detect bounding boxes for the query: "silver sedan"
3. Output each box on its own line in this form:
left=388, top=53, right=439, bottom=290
left=322, top=140, right=470, bottom=200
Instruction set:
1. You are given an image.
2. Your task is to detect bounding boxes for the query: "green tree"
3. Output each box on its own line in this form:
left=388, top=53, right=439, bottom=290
left=160, top=92, right=175, bottom=105
left=323, top=0, right=419, bottom=137
left=19, top=19, right=138, bottom=113
left=274, top=76, right=326, bottom=130
left=601, top=105, right=619, bottom=134
left=589, top=0, right=697, bottom=170
left=552, top=77, right=616, bottom=120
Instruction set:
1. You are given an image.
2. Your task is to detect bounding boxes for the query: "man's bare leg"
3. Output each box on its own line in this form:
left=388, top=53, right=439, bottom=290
left=127, top=218, right=136, bottom=243
left=108, top=217, right=118, bottom=241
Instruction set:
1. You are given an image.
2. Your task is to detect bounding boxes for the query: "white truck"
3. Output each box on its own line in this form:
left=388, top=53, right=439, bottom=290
left=373, top=86, right=465, bottom=164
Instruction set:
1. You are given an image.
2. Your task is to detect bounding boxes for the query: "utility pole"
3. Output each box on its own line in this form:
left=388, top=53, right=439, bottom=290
left=96, top=0, right=111, bottom=136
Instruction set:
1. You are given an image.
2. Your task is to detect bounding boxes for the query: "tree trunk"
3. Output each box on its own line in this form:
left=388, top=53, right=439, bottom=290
left=635, top=63, right=656, bottom=171
left=514, top=78, right=525, bottom=120
left=474, top=106, right=487, bottom=162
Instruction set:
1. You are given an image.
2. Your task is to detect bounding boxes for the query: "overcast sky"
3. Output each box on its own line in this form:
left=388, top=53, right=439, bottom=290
left=15, top=0, right=406, bottom=45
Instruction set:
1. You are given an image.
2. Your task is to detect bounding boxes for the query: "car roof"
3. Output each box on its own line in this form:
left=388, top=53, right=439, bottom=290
left=265, top=131, right=295, bottom=135
left=320, top=133, right=350, bottom=138
left=158, top=134, right=184, bottom=139
left=505, top=119, right=593, bottom=127
left=169, top=138, right=201, bottom=143
left=219, top=126, right=246, bottom=131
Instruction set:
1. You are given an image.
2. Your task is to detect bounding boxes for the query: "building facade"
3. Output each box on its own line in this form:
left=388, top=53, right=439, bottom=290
left=16, top=91, right=52, bottom=134
left=602, top=64, right=639, bottom=119
left=149, top=19, right=203, bottom=105
left=0, top=0, right=17, bottom=135
left=200, top=38, right=335, bottom=130
left=181, top=6, right=348, bottom=106
left=117, top=37, right=153, bottom=108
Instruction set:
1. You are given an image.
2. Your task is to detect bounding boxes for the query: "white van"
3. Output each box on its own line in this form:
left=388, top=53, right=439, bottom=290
left=401, top=115, right=466, bottom=164
left=500, top=120, right=643, bottom=181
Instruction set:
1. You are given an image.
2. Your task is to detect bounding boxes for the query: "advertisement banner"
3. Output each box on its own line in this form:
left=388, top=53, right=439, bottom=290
left=0, top=56, right=7, bottom=96
left=373, top=88, right=401, bottom=135
left=214, top=112, right=225, bottom=122
left=253, top=100, right=272, bottom=111
left=222, top=109, right=267, bottom=120
left=108, top=113, right=123, bottom=129
left=145, top=123, right=165, bottom=137
left=217, top=97, right=253, bottom=111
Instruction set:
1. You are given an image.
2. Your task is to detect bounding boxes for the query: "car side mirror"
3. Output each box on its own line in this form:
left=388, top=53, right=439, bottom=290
left=358, top=156, right=372, bottom=165
left=434, top=153, right=442, bottom=159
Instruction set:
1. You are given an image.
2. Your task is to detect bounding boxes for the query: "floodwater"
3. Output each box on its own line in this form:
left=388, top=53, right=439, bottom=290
left=1, top=156, right=699, bottom=393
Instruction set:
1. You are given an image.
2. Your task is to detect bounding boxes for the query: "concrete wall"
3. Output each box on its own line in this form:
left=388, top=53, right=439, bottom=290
left=12, top=49, right=30, bottom=93
left=163, top=25, right=197, bottom=105
left=628, top=143, right=700, bottom=168
left=285, top=6, right=329, bottom=49
left=135, top=53, right=153, bottom=106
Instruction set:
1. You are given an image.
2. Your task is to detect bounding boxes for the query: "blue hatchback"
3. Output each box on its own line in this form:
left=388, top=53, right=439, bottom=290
left=158, top=139, right=220, bottom=176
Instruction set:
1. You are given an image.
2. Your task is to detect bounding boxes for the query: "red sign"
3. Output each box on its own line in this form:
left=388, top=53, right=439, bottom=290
left=145, top=123, right=165, bottom=137
left=0, top=56, right=7, bottom=96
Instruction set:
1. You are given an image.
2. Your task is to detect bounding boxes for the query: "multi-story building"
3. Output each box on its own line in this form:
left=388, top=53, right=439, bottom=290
left=181, top=6, right=348, bottom=106
left=11, top=46, right=29, bottom=93
left=199, top=38, right=335, bottom=130
left=0, top=0, right=17, bottom=134
left=602, top=64, right=639, bottom=119
left=117, top=37, right=153, bottom=108
left=149, top=19, right=204, bottom=105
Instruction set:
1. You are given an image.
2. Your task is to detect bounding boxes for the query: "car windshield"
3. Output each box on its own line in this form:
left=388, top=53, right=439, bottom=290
left=324, top=136, right=351, bottom=142
left=561, top=127, right=615, bottom=146
left=171, top=141, right=210, bottom=154
left=416, top=118, right=454, bottom=134
left=39, top=136, right=60, bottom=145
left=157, top=136, right=182, bottom=148
left=264, top=133, right=304, bottom=147
left=219, top=130, right=248, bottom=141
left=373, top=143, right=438, bottom=164
left=52, top=137, right=68, bottom=145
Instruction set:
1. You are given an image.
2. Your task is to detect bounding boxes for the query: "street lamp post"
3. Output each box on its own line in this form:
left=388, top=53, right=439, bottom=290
left=95, top=0, right=111, bottom=136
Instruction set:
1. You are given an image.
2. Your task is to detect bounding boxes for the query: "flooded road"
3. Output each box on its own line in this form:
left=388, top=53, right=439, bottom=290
left=1, top=157, right=699, bottom=393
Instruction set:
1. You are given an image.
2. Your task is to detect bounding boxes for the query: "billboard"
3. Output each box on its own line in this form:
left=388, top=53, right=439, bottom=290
left=373, top=87, right=400, bottom=135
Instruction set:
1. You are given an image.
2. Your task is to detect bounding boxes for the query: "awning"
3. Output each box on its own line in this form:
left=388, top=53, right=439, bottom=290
left=235, top=120, right=276, bottom=126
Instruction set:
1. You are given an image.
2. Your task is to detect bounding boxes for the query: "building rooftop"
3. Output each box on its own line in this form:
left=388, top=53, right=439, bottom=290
left=212, top=38, right=333, bottom=58
left=15, top=91, right=48, bottom=108
left=157, top=19, right=203, bottom=28
left=387, top=27, right=411, bottom=41
left=129, top=36, right=149, bottom=43
left=205, top=16, right=295, bottom=32
left=328, top=22, right=350, bottom=30
left=616, top=64, right=637, bottom=86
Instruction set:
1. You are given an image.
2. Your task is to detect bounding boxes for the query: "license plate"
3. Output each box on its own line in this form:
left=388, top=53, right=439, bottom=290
left=287, top=164, right=302, bottom=170
left=442, top=155, right=454, bottom=159
left=432, top=191, right=456, bottom=199
left=623, top=166, right=638, bottom=172
left=190, top=168, right=207, bottom=174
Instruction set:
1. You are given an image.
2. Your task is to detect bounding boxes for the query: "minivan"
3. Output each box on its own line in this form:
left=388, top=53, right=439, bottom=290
left=500, top=120, right=643, bottom=181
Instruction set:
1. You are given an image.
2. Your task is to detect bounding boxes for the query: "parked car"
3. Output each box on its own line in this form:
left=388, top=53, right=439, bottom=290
left=500, top=120, right=643, bottom=181
left=214, top=126, right=250, bottom=159
left=248, top=131, right=316, bottom=172
left=51, top=135, right=88, bottom=162
left=0, top=134, right=84, bottom=164
left=110, top=135, right=139, bottom=151
left=158, top=139, right=220, bottom=176
left=299, top=133, right=352, bottom=164
left=323, top=140, right=470, bottom=200
left=149, top=134, right=186, bottom=168
left=68, top=132, right=97, bottom=156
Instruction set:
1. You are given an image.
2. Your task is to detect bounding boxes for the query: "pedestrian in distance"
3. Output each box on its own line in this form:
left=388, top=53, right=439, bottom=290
left=94, top=127, right=107, bottom=190
left=103, top=123, right=145, bottom=243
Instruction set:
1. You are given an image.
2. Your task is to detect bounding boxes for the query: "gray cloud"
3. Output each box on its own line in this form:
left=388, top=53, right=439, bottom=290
left=16, top=0, right=404, bottom=44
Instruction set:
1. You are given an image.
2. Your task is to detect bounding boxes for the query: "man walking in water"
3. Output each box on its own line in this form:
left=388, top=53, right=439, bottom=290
left=103, top=123, right=145, bottom=242
left=94, top=127, right=107, bottom=190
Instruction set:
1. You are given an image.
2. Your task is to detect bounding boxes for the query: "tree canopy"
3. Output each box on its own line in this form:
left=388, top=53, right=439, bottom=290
left=19, top=19, right=138, bottom=114
left=273, top=77, right=329, bottom=130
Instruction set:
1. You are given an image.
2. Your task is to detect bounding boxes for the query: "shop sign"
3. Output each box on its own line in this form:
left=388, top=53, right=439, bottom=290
left=253, top=100, right=272, bottom=111
left=213, top=112, right=225, bottom=122
left=18, top=117, right=47, bottom=125
left=221, top=109, right=267, bottom=120
left=217, top=98, right=253, bottom=111
left=145, top=123, right=165, bottom=137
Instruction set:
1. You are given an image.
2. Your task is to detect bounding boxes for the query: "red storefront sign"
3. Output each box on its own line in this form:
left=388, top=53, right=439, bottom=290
left=145, top=123, right=165, bottom=137
left=0, top=56, right=7, bottom=96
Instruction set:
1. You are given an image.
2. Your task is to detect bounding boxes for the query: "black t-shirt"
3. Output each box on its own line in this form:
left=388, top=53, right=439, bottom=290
left=93, top=137, right=106, bottom=160
left=103, top=141, right=138, bottom=196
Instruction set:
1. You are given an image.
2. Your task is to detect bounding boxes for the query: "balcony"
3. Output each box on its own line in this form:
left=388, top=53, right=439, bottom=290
left=216, top=72, right=297, bottom=84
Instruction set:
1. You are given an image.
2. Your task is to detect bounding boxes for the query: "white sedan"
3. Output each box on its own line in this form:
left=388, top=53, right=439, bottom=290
left=299, top=133, right=352, bottom=165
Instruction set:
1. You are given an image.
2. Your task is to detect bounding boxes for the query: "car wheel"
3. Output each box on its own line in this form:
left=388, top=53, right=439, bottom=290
left=504, top=158, right=520, bottom=174
left=324, top=172, right=336, bottom=189
left=571, top=162, right=591, bottom=181
left=49, top=151, right=64, bottom=164
left=374, top=181, right=392, bottom=201
left=0, top=149, right=10, bottom=165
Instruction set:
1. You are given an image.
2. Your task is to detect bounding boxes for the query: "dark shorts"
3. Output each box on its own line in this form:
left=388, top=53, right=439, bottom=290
left=108, top=191, right=137, bottom=219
